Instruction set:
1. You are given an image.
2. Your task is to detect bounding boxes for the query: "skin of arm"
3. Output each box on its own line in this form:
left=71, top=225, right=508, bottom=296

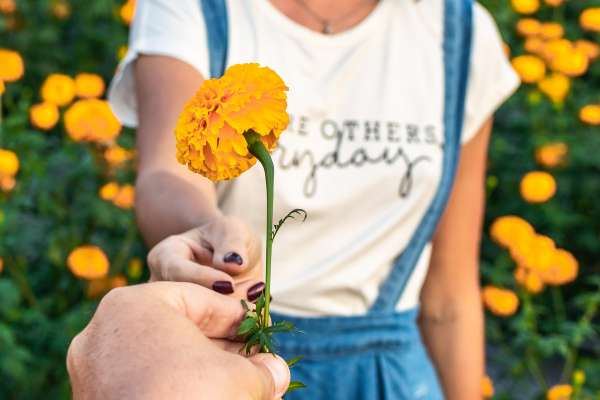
left=418, top=118, right=493, bottom=400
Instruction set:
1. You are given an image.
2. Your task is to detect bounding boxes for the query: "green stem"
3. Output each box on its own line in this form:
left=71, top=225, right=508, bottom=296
left=245, top=130, right=274, bottom=331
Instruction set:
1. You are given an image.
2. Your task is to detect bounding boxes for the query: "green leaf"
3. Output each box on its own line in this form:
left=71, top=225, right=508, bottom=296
left=286, top=355, right=304, bottom=368
left=237, top=317, right=259, bottom=337
left=286, top=381, right=306, bottom=393
left=272, top=209, right=307, bottom=240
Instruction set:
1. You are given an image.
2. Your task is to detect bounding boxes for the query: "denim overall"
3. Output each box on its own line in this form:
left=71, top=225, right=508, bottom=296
left=201, top=0, right=473, bottom=398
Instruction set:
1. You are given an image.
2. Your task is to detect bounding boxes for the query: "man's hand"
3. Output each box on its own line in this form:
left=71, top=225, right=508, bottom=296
left=147, top=215, right=265, bottom=302
left=67, top=282, right=290, bottom=400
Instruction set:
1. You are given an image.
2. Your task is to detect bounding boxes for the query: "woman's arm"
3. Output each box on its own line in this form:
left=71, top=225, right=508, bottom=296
left=419, top=118, right=493, bottom=400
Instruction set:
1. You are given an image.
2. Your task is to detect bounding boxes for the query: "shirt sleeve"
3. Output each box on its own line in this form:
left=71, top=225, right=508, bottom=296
left=461, top=3, right=520, bottom=144
left=107, top=0, right=210, bottom=127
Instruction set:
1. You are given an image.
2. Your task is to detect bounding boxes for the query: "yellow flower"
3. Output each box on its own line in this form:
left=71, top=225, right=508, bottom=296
left=580, top=8, right=600, bottom=32
left=544, top=0, right=563, bottom=6
left=516, top=18, right=541, bottom=36
left=520, top=171, right=556, bottom=203
left=175, top=63, right=289, bottom=181
left=99, top=182, right=120, bottom=201
left=482, top=286, right=520, bottom=317
left=0, top=0, right=15, bottom=14
left=41, top=74, right=76, bottom=106
left=29, top=102, right=60, bottom=131
left=547, top=384, right=572, bottom=400
left=64, top=99, right=122, bottom=142
left=542, top=39, right=572, bottom=63
left=490, top=215, right=535, bottom=250
left=120, top=0, right=135, bottom=25
left=572, top=370, right=585, bottom=386
left=524, top=37, right=545, bottom=55
left=539, top=249, right=578, bottom=285
left=112, top=184, right=135, bottom=209
left=514, top=234, right=556, bottom=272
left=512, top=55, right=546, bottom=83
left=538, top=73, right=569, bottom=104
left=104, top=145, right=134, bottom=166
left=535, top=142, right=568, bottom=168
left=74, top=73, right=105, bottom=99
left=540, top=22, right=564, bottom=40
left=0, top=148, right=19, bottom=178
left=525, top=270, right=544, bottom=293
left=511, top=0, right=540, bottom=14
left=482, top=375, right=494, bottom=398
left=0, top=49, right=24, bottom=82
left=127, top=258, right=143, bottom=279
left=574, top=40, right=600, bottom=61
left=551, top=48, right=589, bottom=77
left=67, top=245, right=110, bottom=280
left=51, top=0, right=71, bottom=20
left=579, top=104, right=600, bottom=126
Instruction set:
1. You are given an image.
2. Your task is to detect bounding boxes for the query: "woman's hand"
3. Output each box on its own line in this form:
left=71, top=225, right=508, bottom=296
left=147, top=214, right=265, bottom=302
left=67, top=282, right=290, bottom=400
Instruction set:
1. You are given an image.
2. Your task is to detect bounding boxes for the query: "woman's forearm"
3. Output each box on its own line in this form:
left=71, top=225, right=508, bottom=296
left=419, top=289, right=484, bottom=400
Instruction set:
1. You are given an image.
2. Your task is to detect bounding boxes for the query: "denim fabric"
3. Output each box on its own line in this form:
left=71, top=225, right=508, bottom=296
left=272, top=309, right=444, bottom=400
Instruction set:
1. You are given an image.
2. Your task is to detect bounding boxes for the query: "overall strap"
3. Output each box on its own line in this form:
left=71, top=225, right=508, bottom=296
left=199, top=0, right=229, bottom=78
left=370, top=0, right=473, bottom=313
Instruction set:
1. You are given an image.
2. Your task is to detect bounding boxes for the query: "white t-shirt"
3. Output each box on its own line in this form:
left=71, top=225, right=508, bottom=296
left=109, top=0, right=519, bottom=316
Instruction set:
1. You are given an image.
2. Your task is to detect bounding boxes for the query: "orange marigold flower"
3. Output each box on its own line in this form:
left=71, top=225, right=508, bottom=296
left=51, top=0, right=71, bottom=20
left=512, top=55, right=546, bottom=83
left=0, top=175, right=15, bottom=192
left=516, top=18, right=541, bottom=36
left=0, top=148, right=19, bottom=177
left=579, top=104, right=600, bottom=126
left=511, top=0, right=540, bottom=14
left=520, top=171, right=556, bottom=203
left=525, top=270, right=544, bottom=293
left=551, top=48, right=589, bottom=77
left=524, top=37, right=545, bottom=55
left=87, top=274, right=127, bottom=298
left=0, top=0, right=15, bottom=14
left=175, top=63, right=289, bottom=181
left=574, top=40, right=600, bottom=61
left=481, top=375, right=495, bottom=398
left=67, top=245, right=110, bottom=280
left=29, top=102, right=59, bottom=131
left=514, top=234, right=556, bottom=272
left=0, top=49, right=24, bottom=82
left=490, top=215, right=535, bottom=250
left=64, top=99, right=122, bottom=142
left=538, top=73, right=570, bottom=105
left=547, top=384, right=573, bottom=400
left=104, top=145, right=134, bottom=166
left=75, top=73, right=105, bottom=99
left=580, top=8, right=600, bottom=32
left=112, top=184, right=135, bottom=209
left=120, top=0, right=135, bottom=25
left=482, top=286, right=520, bottom=317
left=540, top=22, right=564, bottom=40
left=99, top=182, right=120, bottom=201
left=539, top=249, right=578, bottom=285
left=41, top=73, right=76, bottom=106
left=544, top=0, right=563, bottom=6
left=535, top=142, right=568, bottom=168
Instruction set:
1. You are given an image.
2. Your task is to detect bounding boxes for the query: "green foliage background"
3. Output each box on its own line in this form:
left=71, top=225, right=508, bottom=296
left=0, top=0, right=598, bottom=398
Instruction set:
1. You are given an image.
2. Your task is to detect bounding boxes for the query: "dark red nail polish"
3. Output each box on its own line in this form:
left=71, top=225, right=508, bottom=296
left=247, top=282, right=265, bottom=302
left=224, top=252, right=243, bottom=265
left=213, top=281, right=234, bottom=294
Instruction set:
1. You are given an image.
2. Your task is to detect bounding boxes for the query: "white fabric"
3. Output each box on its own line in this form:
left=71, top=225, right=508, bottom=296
left=109, top=0, right=519, bottom=316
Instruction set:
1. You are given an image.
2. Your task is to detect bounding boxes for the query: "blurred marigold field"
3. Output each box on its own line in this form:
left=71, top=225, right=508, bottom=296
left=0, top=0, right=599, bottom=399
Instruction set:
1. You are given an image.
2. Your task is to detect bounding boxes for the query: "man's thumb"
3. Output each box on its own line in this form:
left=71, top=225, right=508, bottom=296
left=249, top=353, right=291, bottom=399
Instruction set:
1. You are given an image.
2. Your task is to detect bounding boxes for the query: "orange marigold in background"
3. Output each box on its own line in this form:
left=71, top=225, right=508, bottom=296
left=512, top=55, right=545, bottom=83
left=579, top=104, right=600, bottom=126
left=0, top=0, right=15, bottom=14
left=514, top=234, right=556, bottom=272
left=520, top=171, right=556, bottom=203
left=41, top=74, right=76, bottom=106
left=120, top=0, right=136, bottom=25
left=547, top=384, right=572, bottom=400
left=515, top=267, right=545, bottom=293
left=29, top=102, right=59, bottom=131
left=0, top=49, right=24, bottom=82
left=75, top=73, right=105, bottom=99
left=511, top=0, right=539, bottom=15
left=516, top=18, right=541, bottom=36
left=64, top=99, right=122, bottom=142
left=535, top=142, right=568, bottom=168
left=482, top=286, right=519, bottom=316
left=574, top=40, right=600, bottom=61
left=99, top=182, right=120, bottom=201
left=0, top=148, right=19, bottom=179
left=67, top=245, right=110, bottom=280
left=551, top=47, right=589, bottom=77
left=538, top=73, right=570, bottom=105
left=104, top=145, right=134, bottom=166
left=580, top=8, right=600, bottom=32
left=87, top=274, right=127, bottom=299
left=490, top=215, right=535, bottom=250
left=524, top=37, right=545, bottom=55
left=544, top=0, right=563, bottom=6
left=175, top=63, right=289, bottom=181
left=481, top=375, right=494, bottom=398
left=112, top=184, right=135, bottom=209
left=540, top=22, right=564, bottom=40
left=538, top=249, right=578, bottom=285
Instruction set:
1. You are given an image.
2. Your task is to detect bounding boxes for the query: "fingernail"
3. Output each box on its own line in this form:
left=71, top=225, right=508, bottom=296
left=223, top=252, right=243, bottom=265
left=247, top=282, right=265, bottom=302
left=212, top=281, right=234, bottom=294
left=262, top=355, right=290, bottom=398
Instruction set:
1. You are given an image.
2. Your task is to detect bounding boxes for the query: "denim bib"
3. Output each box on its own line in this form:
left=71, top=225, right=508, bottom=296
left=200, top=0, right=473, bottom=397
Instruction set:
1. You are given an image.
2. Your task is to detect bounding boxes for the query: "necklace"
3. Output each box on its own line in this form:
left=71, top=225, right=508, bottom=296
left=294, top=0, right=379, bottom=35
